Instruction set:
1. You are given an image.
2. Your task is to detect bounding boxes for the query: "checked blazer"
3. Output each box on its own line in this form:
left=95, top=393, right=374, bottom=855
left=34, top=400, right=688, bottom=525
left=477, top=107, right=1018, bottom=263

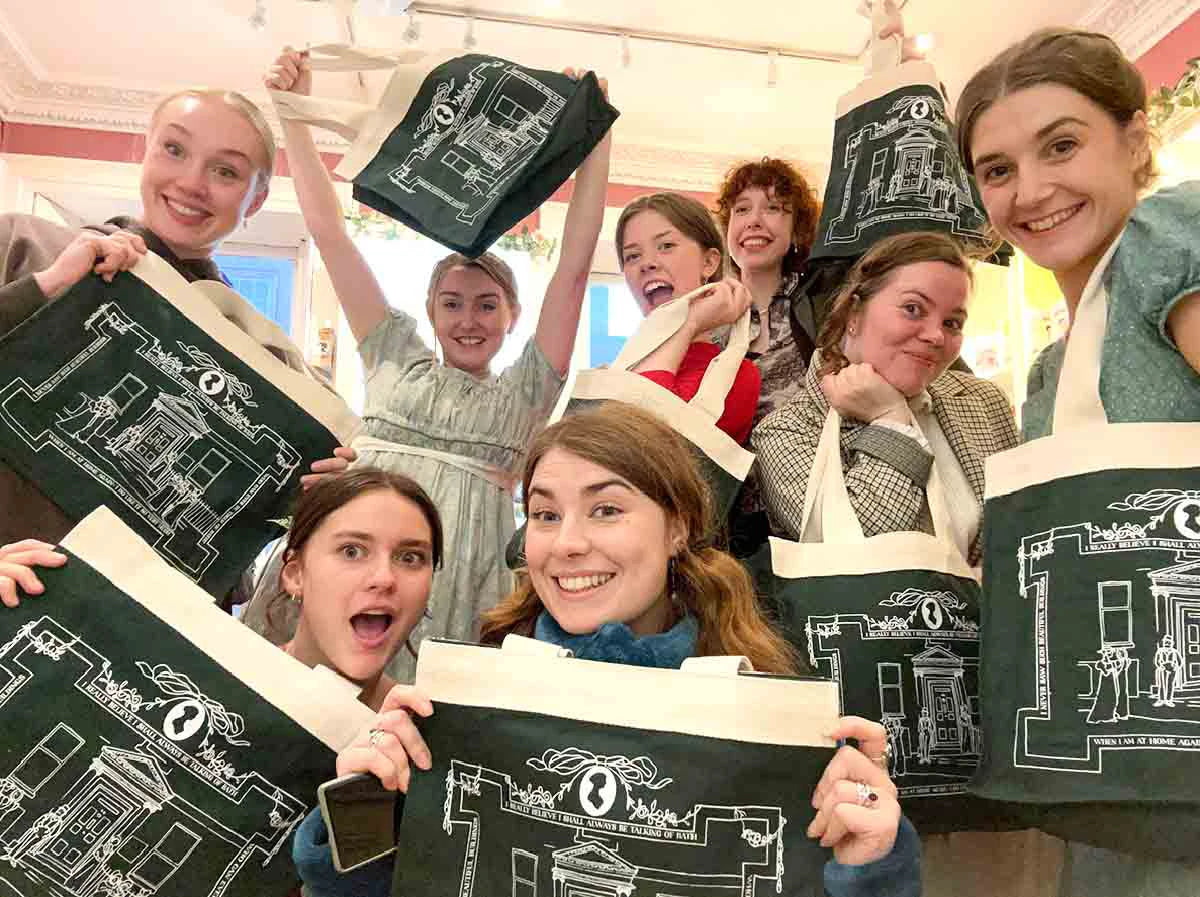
left=752, top=358, right=1019, bottom=566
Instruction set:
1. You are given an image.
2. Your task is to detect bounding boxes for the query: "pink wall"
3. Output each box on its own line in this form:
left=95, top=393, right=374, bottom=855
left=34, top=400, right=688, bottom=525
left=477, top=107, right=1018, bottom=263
left=1135, top=10, right=1200, bottom=89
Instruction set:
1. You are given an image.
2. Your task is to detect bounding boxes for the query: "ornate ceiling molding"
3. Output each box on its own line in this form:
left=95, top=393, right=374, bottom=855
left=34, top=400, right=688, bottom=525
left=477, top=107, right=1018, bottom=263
left=1077, top=0, right=1199, bottom=60
left=0, top=16, right=824, bottom=194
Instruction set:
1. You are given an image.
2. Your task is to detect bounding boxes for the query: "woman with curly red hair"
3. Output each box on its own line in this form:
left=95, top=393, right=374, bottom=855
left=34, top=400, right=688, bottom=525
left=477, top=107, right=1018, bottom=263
left=713, top=158, right=822, bottom=551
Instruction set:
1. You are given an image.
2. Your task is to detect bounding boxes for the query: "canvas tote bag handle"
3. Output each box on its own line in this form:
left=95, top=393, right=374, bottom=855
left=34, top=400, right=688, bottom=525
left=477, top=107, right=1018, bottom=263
left=608, top=284, right=753, bottom=422
left=268, top=43, right=459, bottom=159
left=1050, top=234, right=1123, bottom=433
left=799, top=408, right=956, bottom=546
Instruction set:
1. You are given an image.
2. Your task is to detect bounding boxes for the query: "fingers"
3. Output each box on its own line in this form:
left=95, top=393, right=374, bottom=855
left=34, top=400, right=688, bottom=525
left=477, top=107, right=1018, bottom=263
left=0, top=539, right=59, bottom=560
left=0, top=563, right=51, bottom=607
left=820, top=794, right=901, bottom=866
left=828, top=716, right=888, bottom=762
left=300, top=445, right=360, bottom=489
left=93, top=232, right=148, bottom=282
left=336, top=693, right=434, bottom=793
left=334, top=445, right=358, bottom=462
left=812, top=744, right=897, bottom=811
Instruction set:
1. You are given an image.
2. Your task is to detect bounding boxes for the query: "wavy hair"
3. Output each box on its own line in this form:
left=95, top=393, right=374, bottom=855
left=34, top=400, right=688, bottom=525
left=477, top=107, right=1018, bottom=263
left=714, top=157, right=822, bottom=276
left=480, top=403, right=801, bottom=674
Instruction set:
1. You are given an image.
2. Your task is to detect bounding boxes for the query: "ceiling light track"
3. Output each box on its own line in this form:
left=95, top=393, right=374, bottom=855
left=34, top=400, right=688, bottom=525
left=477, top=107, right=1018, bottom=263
left=403, top=2, right=860, bottom=65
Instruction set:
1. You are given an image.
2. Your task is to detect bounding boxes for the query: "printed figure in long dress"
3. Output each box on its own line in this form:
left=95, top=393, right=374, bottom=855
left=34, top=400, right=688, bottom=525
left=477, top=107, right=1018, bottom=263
left=2, top=806, right=66, bottom=865
left=58, top=393, right=119, bottom=441
left=883, top=716, right=907, bottom=777
left=1112, top=646, right=1132, bottom=721
left=1089, top=646, right=1132, bottom=723
left=1154, top=635, right=1183, bottom=708
left=917, top=706, right=934, bottom=764
left=957, top=703, right=976, bottom=754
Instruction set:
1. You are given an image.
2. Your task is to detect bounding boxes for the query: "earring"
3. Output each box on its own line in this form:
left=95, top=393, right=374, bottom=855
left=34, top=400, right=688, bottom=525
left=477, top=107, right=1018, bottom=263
left=289, top=591, right=302, bottom=605
left=668, top=556, right=681, bottom=609
left=848, top=325, right=857, bottom=337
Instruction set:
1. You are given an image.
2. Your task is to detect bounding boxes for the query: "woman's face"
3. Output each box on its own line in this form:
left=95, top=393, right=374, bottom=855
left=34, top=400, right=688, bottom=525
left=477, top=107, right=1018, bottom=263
left=140, top=96, right=270, bottom=259
left=844, top=261, right=970, bottom=396
left=726, top=186, right=796, bottom=275
left=969, top=84, right=1145, bottom=295
left=620, top=209, right=722, bottom=315
left=524, top=448, right=685, bottom=637
left=282, top=489, right=434, bottom=685
left=430, top=265, right=514, bottom=377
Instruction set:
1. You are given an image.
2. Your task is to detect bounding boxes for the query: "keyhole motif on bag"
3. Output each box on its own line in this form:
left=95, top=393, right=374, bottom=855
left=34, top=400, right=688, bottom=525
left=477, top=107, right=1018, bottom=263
left=911, top=99, right=931, bottom=120
left=578, top=766, right=617, bottom=817
left=164, top=699, right=207, bottom=742
left=1174, top=501, right=1200, bottom=540
left=921, top=596, right=944, bottom=630
left=434, top=104, right=455, bottom=127
left=199, top=370, right=226, bottom=396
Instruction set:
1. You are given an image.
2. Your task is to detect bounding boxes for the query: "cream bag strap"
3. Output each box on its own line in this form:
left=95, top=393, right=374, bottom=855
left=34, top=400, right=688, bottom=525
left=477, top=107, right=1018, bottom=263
left=268, top=43, right=460, bottom=174
left=607, top=284, right=753, bottom=423
left=798, top=408, right=955, bottom=546
left=1051, top=234, right=1124, bottom=433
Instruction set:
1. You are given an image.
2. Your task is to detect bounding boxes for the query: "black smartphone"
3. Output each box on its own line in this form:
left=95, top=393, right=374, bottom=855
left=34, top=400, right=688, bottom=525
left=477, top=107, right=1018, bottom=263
left=317, top=773, right=404, bottom=872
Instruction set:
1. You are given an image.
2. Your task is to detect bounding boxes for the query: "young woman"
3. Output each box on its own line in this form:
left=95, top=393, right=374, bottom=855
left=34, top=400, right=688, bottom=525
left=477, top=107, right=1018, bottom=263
left=957, top=28, right=1200, bottom=438
left=253, top=49, right=612, bottom=681
left=955, top=27, right=1200, bottom=897
left=314, top=404, right=920, bottom=897
left=614, top=193, right=759, bottom=443
left=1, top=468, right=444, bottom=897
left=0, top=88, right=353, bottom=593
left=753, top=231, right=1019, bottom=566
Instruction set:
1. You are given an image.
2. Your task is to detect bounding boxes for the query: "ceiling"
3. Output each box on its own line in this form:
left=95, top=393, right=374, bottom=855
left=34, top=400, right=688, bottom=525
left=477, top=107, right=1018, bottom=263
left=0, top=0, right=1193, bottom=191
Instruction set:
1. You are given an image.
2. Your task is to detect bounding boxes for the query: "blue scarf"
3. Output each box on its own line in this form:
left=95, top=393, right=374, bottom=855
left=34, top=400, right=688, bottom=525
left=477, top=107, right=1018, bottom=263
left=533, top=611, right=698, bottom=670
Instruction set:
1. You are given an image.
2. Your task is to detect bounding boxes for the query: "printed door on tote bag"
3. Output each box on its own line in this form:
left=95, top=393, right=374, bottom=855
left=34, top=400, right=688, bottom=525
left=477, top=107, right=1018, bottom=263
left=0, top=257, right=355, bottom=597
left=391, top=641, right=841, bottom=897
left=0, top=509, right=371, bottom=897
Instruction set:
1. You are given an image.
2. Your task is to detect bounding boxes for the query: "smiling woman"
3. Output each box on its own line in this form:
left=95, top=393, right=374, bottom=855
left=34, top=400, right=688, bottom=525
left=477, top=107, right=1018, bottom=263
left=0, top=87, right=350, bottom=604
left=753, top=232, right=1019, bottom=566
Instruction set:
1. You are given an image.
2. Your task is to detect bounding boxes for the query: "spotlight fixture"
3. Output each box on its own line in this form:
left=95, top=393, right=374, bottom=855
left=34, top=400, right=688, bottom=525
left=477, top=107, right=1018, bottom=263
left=248, top=0, right=268, bottom=31
left=913, top=32, right=936, bottom=55
left=463, top=16, right=478, bottom=50
left=620, top=34, right=631, bottom=69
left=403, top=10, right=421, bottom=43
left=766, top=49, right=779, bottom=88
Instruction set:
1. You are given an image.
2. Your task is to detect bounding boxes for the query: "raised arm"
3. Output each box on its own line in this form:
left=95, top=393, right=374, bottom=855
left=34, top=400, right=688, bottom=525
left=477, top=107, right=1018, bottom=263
left=533, top=72, right=613, bottom=376
left=265, top=49, right=388, bottom=344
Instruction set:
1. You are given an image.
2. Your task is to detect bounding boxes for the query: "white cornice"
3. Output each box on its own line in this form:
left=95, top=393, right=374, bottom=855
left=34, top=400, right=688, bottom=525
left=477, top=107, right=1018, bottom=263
left=0, top=18, right=823, bottom=194
left=1077, top=0, right=1199, bottom=60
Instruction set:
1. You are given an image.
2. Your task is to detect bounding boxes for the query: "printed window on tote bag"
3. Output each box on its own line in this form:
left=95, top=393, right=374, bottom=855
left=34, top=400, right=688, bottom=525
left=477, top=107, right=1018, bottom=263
left=0, top=508, right=372, bottom=897
left=270, top=44, right=618, bottom=257
left=0, top=253, right=359, bottom=597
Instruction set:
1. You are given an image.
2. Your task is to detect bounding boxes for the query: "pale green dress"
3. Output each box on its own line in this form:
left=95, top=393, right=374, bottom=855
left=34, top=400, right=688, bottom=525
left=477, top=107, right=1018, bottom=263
left=241, top=307, right=563, bottom=683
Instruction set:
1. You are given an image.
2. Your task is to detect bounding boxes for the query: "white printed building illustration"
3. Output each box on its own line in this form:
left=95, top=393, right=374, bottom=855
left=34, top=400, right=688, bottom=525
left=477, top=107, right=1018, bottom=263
left=385, top=61, right=568, bottom=225
left=440, top=747, right=789, bottom=897
left=0, top=616, right=306, bottom=897
left=805, top=588, right=980, bottom=795
left=1015, top=489, right=1200, bottom=773
left=0, top=302, right=302, bottom=581
left=822, top=92, right=987, bottom=248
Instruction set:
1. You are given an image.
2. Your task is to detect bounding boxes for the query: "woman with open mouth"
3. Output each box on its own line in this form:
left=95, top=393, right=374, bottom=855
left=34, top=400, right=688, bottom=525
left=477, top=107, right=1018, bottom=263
left=244, top=49, right=613, bottom=684
left=322, top=402, right=921, bottom=897
left=613, top=192, right=761, bottom=444
left=1, top=466, right=444, bottom=896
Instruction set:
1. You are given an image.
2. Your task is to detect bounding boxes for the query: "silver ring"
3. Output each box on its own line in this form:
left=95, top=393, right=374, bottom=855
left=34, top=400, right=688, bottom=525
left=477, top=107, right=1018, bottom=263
left=855, top=781, right=879, bottom=807
left=870, top=741, right=892, bottom=771
left=368, top=728, right=387, bottom=749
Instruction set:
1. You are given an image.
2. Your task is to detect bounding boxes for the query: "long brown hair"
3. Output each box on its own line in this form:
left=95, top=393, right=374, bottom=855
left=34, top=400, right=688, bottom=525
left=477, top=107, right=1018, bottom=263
left=614, top=193, right=727, bottom=285
left=714, top=157, right=822, bottom=276
left=955, top=28, right=1155, bottom=188
left=480, top=403, right=800, bottom=674
left=815, top=231, right=973, bottom=377
left=266, top=468, right=443, bottom=634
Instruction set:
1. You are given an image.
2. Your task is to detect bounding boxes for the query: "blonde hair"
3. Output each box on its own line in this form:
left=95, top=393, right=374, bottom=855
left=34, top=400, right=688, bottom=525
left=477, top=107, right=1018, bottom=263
left=480, top=403, right=801, bottom=675
left=425, top=251, right=521, bottom=320
left=150, top=89, right=277, bottom=188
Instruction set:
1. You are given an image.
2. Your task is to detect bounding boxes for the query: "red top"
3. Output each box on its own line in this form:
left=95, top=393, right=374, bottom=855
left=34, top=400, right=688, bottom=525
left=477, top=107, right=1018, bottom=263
left=640, top=341, right=761, bottom=444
